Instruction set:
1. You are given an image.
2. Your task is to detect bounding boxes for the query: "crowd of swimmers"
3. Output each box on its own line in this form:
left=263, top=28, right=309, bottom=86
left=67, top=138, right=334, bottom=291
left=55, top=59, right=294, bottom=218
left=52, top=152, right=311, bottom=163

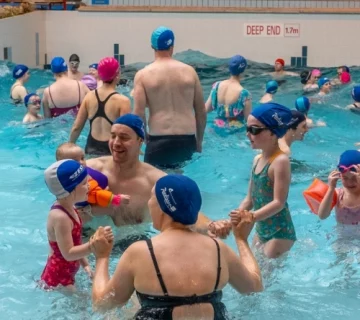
left=6, top=25, right=360, bottom=319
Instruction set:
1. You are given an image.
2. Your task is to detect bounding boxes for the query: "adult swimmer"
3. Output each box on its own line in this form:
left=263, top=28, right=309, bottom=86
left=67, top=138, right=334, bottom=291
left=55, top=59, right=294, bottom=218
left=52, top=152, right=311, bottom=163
left=295, top=96, right=326, bottom=127
left=278, top=110, right=309, bottom=155
left=301, top=69, right=321, bottom=93
left=10, top=64, right=29, bottom=104
left=331, top=65, right=351, bottom=86
left=205, top=55, right=252, bottom=132
left=42, top=57, right=89, bottom=118
left=133, top=26, right=206, bottom=169
left=270, top=58, right=298, bottom=80
left=70, top=57, right=131, bottom=156
left=68, top=54, right=84, bottom=81
left=259, top=80, right=278, bottom=104
left=83, top=114, right=232, bottom=240
left=91, top=175, right=262, bottom=318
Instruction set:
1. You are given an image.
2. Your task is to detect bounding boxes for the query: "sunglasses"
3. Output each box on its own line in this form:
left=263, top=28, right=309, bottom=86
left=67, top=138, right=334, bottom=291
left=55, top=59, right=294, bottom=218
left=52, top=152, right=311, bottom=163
left=246, top=125, right=270, bottom=135
left=29, top=99, right=41, bottom=105
left=338, top=165, right=358, bottom=174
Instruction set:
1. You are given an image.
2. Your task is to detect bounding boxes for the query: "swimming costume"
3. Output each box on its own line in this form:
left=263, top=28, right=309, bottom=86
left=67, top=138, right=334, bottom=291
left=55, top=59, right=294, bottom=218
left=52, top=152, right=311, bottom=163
left=144, top=134, right=196, bottom=169
left=251, top=152, right=297, bottom=243
left=85, top=90, right=118, bottom=156
left=210, top=81, right=251, bottom=130
left=135, top=238, right=228, bottom=320
left=10, top=84, right=26, bottom=105
left=48, top=81, right=81, bottom=118
left=335, top=188, right=360, bottom=225
left=40, top=204, right=82, bottom=288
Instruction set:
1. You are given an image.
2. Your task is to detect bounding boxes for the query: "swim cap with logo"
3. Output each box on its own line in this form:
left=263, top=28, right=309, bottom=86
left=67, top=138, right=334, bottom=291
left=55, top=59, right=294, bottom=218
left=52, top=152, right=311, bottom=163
left=89, top=63, right=98, bottom=70
left=13, top=64, right=29, bottom=79
left=266, top=80, right=278, bottom=94
left=44, top=159, right=88, bottom=199
left=51, top=57, right=68, bottom=74
left=251, top=102, right=292, bottom=138
left=151, top=26, right=175, bottom=51
left=352, top=85, right=360, bottom=102
left=229, top=55, right=247, bottom=75
left=113, top=114, right=145, bottom=140
left=318, top=77, right=330, bottom=88
left=98, top=57, right=120, bottom=82
left=155, top=174, right=202, bottom=225
left=295, top=96, right=311, bottom=114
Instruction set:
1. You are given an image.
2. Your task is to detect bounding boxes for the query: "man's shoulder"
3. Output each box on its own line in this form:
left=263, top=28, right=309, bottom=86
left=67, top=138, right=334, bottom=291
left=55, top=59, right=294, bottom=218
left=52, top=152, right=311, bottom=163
left=139, top=162, right=167, bottom=184
left=87, top=156, right=111, bottom=171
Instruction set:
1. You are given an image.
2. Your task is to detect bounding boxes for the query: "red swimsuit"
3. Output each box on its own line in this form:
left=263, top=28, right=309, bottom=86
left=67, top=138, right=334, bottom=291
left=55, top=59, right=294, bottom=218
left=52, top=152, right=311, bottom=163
left=40, top=204, right=82, bottom=288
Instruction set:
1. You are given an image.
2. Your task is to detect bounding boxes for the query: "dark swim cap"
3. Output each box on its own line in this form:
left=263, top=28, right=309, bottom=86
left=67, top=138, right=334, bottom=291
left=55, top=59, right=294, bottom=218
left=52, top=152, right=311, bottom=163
left=288, top=110, right=306, bottom=130
left=300, top=70, right=311, bottom=84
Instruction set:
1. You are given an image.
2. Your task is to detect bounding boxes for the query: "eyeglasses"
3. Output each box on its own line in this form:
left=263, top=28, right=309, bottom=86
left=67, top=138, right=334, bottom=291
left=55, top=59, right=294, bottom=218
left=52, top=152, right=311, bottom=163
left=338, top=165, right=358, bottom=174
left=246, top=125, right=270, bottom=135
left=29, top=99, right=41, bottom=105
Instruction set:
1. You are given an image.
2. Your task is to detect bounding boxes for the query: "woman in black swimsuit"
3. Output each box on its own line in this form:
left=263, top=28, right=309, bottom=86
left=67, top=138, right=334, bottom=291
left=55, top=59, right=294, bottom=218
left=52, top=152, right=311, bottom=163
left=91, top=174, right=263, bottom=319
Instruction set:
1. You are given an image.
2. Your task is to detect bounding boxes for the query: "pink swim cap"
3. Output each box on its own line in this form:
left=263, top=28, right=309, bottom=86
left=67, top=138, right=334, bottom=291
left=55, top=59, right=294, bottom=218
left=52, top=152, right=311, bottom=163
left=98, top=57, right=120, bottom=82
left=81, top=75, right=97, bottom=90
left=312, top=69, right=321, bottom=77
left=340, top=72, right=351, bottom=84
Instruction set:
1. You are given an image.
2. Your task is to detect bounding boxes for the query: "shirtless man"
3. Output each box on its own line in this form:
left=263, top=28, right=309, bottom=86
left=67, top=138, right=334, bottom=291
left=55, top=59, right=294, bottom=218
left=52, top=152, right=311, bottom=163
left=10, top=64, right=29, bottom=104
left=86, top=114, right=230, bottom=239
left=68, top=54, right=84, bottom=81
left=270, top=58, right=298, bottom=80
left=133, top=26, right=206, bottom=169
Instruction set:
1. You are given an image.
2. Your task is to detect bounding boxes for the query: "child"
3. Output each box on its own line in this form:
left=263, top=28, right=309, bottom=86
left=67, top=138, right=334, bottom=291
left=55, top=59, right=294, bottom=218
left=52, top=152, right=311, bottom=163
left=260, top=80, right=278, bottom=104
left=317, top=77, right=331, bottom=96
left=295, top=96, right=326, bottom=127
left=236, top=103, right=296, bottom=258
left=55, top=143, right=130, bottom=222
left=23, top=93, right=43, bottom=124
left=346, top=85, right=360, bottom=114
left=318, top=150, right=360, bottom=225
left=40, top=159, right=114, bottom=289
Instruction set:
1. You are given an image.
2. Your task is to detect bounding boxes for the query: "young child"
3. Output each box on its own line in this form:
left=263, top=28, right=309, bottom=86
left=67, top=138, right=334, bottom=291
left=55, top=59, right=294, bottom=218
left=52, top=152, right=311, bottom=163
left=260, top=80, right=278, bottom=104
left=23, top=93, right=43, bottom=124
left=318, top=150, right=360, bottom=225
left=40, top=159, right=114, bottom=289
left=317, top=77, right=331, bottom=96
left=55, top=143, right=130, bottom=222
left=235, top=103, right=296, bottom=259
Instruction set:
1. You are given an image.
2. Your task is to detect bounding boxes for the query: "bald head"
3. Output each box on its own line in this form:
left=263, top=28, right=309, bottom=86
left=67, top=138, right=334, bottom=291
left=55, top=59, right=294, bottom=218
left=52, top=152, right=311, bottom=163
left=56, top=142, right=85, bottom=163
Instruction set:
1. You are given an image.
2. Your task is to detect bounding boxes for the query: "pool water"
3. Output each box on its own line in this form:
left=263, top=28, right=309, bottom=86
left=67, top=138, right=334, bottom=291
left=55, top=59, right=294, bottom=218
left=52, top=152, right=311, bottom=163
left=1, top=51, right=360, bottom=320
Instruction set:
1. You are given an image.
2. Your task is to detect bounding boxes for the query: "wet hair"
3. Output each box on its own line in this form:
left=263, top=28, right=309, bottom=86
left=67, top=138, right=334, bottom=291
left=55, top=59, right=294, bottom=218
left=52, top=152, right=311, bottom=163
left=69, top=54, right=80, bottom=62
left=56, top=142, right=83, bottom=161
left=300, top=70, right=311, bottom=84
left=288, top=110, right=306, bottom=130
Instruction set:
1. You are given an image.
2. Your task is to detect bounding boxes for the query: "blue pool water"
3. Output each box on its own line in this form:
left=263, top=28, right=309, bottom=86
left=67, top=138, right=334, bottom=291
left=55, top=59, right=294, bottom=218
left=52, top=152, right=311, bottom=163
left=1, top=52, right=360, bottom=319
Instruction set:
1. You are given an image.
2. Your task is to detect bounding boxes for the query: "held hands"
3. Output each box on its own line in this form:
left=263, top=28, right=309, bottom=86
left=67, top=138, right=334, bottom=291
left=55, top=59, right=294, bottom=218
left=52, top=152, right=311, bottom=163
left=229, top=209, right=255, bottom=241
left=328, top=170, right=340, bottom=188
left=83, top=265, right=94, bottom=279
left=90, top=226, right=114, bottom=259
left=111, top=194, right=131, bottom=206
left=207, top=219, right=232, bottom=239
left=120, top=194, right=131, bottom=205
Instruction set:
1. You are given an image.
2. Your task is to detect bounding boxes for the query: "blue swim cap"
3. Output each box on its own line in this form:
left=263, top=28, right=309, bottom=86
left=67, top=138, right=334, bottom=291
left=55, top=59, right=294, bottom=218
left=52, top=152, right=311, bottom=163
left=318, top=77, right=330, bottom=88
left=155, top=174, right=201, bottom=225
left=151, top=26, right=175, bottom=51
left=13, top=64, right=29, bottom=79
left=251, top=102, right=292, bottom=138
left=229, top=55, right=247, bottom=75
left=295, top=97, right=311, bottom=114
left=352, top=85, right=360, bottom=102
left=44, top=159, right=88, bottom=199
left=113, top=114, right=145, bottom=140
left=266, top=80, right=278, bottom=94
left=338, top=150, right=360, bottom=168
left=89, top=63, right=98, bottom=70
left=51, top=57, right=68, bottom=74
left=24, top=93, right=37, bottom=107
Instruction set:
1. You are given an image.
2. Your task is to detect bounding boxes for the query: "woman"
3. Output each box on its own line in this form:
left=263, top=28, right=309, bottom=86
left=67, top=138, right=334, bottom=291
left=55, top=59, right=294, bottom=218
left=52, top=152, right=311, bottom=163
left=70, top=57, right=131, bottom=156
left=205, top=55, right=252, bottom=132
left=10, top=64, right=29, bottom=104
left=91, top=174, right=263, bottom=319
left=43, top=57, right=89, bottom=118
left=301, top=69, right=321, bottom=92
left=278, top=110, right=308, bottom=155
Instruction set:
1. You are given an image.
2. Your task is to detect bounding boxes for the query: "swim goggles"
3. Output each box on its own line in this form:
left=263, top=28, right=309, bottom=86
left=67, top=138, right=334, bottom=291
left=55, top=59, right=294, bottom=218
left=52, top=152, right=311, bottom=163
left=28, top=99, right=41, bottom=105
left=246, top=125, right=270, bottom=135
left=70, top=61, right=79, bottom=67
left=338, top=165, right=358, bottom=174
